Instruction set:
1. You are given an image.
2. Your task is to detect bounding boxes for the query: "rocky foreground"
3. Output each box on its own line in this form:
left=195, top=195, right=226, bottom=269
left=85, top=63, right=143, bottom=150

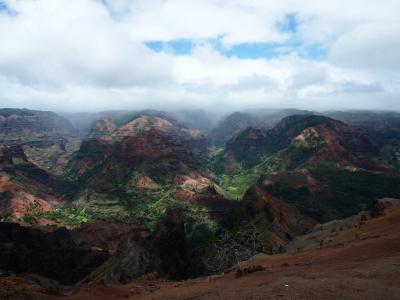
left=1, top=198, right=399, bottom=300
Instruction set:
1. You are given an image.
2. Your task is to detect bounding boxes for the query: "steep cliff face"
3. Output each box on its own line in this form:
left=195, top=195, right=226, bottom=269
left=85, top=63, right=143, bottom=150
left=381, top=138, right=400, bottom=170
left=68, top=128, right=204, bottom=190
left=210, top=109, right=313, bottom=147
left=224, top=127, right=269, bottom=166
left=64, top=117, right=229, bottom=257
left=202, top=184, right=317, bottom=274
left=119, top=129, right=197, bottom=168
left=221, top=115, right=382, bottom=170
left=87, top=118, right=118, bottom=138
left=324, top=111, right=400, bottom=170
left=0, top=145, right=76, bottom=226
left=0, top=108, right=76, bottom=144
left=0, top=108, right=80, bottom=178
left=256, top=167, right=400, bottom=222
left=325, top=111, right=400, bottom=146
left=0, top=208, right=197, bottom=287
left=83, top=209, right=190, bottom=284
left=87, top=115, right=209, bottom=159
left=71, top=221, right=150, bottom=255
left=210, top=112, right=258, bottom=147
left=243, top=185, right=317, bottom=239
left=0, top=173, right=63, bottom=226
left=67, top=113, right=217, bottom=196
left=213, top=114, right=400, bottom=223
left=0, top=222, right=110, bottom=285
left=67, top=138, right=114, bottom=180
left=263, top=116, right=387, bottom=172
left=0, top=145, right=28, bottom=164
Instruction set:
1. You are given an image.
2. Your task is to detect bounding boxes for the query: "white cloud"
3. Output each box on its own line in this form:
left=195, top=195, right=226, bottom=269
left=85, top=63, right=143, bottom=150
left=123, top=0, right=290, bottom=45
left=0, top=0, right=399, bottom=112
left=0, top=0, right=175, bottom=88
left=330, top=22, right=400, bottom=70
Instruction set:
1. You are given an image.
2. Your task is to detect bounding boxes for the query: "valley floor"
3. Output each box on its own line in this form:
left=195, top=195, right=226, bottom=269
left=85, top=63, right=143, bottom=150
left=2, top=201, right=400, bottom=300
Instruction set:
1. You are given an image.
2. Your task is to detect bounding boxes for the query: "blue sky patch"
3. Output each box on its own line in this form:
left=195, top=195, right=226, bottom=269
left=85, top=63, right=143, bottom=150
left=145, top=39, right=194, bottom=55
left=299, top=44, right=328, bottom=60
left=145, top=36, right=327, bottom=61
left=277, top=13, right=299, bottom=33
left=216, top=40, right=327, bottom=60
left=144, top=12, right=326, bottom=61
left=212, top=38, right=290, bottom=59
left=0, top=1, right=17, bottom=16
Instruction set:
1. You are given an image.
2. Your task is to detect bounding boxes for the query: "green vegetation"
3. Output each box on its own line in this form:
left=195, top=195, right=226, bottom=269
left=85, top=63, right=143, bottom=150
left=265, top=166, right=400, bottom=222
left=35, top=204, right=90, bottom=227
left=121, top=187, right=218, bottom=243
left=207, top=147, right=225, bottom=173
left=23, top=147, right=63, bottom=174
left=147, top=115, right=156, bottom=125
left=215, top=163, right=261, bottom=200
left=22, top=215, right=35, bottom=224
left=208, top=147, right=269, bottom=200
left=73, top=184, right=220, bottom=262
left=73, top=185, right=219, bottom=252
left=116, top=187, right=176, bottom=228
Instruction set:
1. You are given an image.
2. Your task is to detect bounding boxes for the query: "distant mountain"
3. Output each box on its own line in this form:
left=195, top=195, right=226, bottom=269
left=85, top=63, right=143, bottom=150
left=60, top=110, right=140, bottom=135
left=68, top=128, right=205, bottom=192
left=0, top=108, right=82, bottom=176
left=209, top=108, right=312, bottom=146
left=0, top=108, right=76, bottom=145
left=165, top=109, right=221, bottom=132
left=214, top=114, right=400, bottom=221
left=86, top=114, right=210, bottom=158
left=209, top=112, right=259, bottom=147
left=324, top=110, right=400, bottom=170
left=324, top=110, right=400, bottom=146
left=221, top=114, right=381, bottom=169
left=62, top=109, right=222, bottom=136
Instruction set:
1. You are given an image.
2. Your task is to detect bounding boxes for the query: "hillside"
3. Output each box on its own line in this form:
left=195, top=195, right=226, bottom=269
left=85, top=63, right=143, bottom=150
left=212, top=114, right=400, bottom=221
left=1, top=108, right=400, bottom=300
left=69, top=199, right=400, bottom=300
left=3, top=198, right=399, bottom=300
left=0, top=108, right=76, bottom=144
left=0, top=145, right=76, bottom=226
left=209, top=109, right=312, bottom=147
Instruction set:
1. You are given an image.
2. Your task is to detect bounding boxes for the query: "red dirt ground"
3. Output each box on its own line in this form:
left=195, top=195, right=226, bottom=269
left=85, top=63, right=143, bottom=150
left=2, top=201, right=400, bottom=300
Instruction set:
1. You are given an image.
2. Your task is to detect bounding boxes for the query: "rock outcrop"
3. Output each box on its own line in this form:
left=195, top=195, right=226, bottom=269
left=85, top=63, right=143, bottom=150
left=0, top=222, right=110, bottom=285
left=202, top=185, right=317, bottom=274
left=84, top=209, right=190, bottom=284
left=0, top=145, right=75, bottom=225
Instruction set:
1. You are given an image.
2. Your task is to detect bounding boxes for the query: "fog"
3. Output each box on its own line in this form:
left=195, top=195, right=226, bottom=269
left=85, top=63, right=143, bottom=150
left=0, top=0, right=400, bottom=113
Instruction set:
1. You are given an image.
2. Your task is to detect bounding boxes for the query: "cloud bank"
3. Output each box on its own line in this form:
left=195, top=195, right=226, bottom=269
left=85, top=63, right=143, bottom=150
left=0, top=0, right=399, bottom=112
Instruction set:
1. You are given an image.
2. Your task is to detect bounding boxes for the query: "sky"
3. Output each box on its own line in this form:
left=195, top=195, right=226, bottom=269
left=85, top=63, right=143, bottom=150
left=0, top=0, right=399, bottom=112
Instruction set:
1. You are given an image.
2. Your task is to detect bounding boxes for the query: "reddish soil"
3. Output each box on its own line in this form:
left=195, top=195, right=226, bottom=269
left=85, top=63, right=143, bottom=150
left=0, top=174, right=64, bottom=226
left=2, top=201, right=400, bottom=300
